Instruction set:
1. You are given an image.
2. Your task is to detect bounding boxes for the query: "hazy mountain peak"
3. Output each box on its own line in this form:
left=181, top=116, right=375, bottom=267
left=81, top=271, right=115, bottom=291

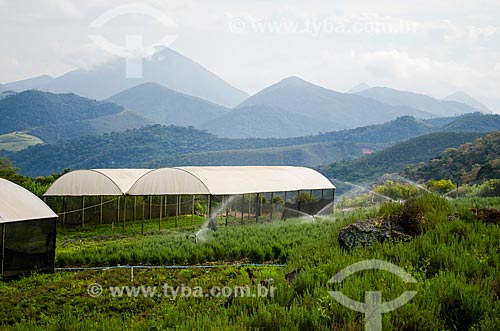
left=107, top=81, right=229, bottom=127
left=235, top=78, right=434, bottom=132
left=347, top=83, right=370, bottom=93
left=444, top=91, right=490, bottom=113
left=357, top=86, right=477, bottom=117
left=279, top=76, right=309, bottom=84
left=3, top=74, right=54, bottom=92
left=7, top=47, right=249, bottom=108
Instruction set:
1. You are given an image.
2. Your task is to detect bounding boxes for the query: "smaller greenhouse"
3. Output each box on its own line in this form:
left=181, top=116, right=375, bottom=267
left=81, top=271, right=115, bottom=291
left=0, top=178, right=57, bottom=280
left=44, top=166, right=335, bottom=230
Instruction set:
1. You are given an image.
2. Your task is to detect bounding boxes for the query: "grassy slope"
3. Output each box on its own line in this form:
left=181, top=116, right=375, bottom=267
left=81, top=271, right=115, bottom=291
left=0, top=132, right=43, bottom=152
left=0, top=195, right=499, bottom=330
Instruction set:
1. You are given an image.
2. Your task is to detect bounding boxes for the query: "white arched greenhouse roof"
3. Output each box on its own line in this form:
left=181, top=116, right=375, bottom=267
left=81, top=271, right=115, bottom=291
left=0, top=178, right=57, bottom=223
left=128, top=166, right=335, bottom=196
left=44, top=169, right=152, bottom=196
left=44, top=166, right=335, bottom=197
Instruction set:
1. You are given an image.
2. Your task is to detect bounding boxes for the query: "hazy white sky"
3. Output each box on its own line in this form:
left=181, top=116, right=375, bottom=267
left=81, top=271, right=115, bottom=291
left=1, top=0, right=500, bottom=111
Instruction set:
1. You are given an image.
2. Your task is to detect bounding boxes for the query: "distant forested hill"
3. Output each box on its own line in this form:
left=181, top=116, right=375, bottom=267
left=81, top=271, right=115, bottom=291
left=440, top=112, right=500, bottom=133
left=7, top=116, right=435, bottom=176
left=405, top=131, right=500, bottom=183
left=319, top=132, right=484, bottom=182
left=0, top=90, right=150, bottom=143
left=8, top=113, right=500, bottom=178
left=7, top=125, right=387, bottom=177
left=148, top=141, right=382, bottom=168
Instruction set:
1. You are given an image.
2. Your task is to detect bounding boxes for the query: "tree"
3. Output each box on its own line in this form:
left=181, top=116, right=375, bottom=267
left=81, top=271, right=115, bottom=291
left=426, top=179, right=455, bottom=195
left=0, top=157, right=19, bottom=178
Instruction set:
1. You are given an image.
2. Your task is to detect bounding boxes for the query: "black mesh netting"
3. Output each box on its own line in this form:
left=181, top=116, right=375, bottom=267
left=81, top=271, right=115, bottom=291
left=1, top=218, right=56, bottom=280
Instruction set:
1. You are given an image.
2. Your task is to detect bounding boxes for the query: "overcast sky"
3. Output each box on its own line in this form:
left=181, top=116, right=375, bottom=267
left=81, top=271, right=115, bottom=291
left=1, top=0, right=500, bottom=111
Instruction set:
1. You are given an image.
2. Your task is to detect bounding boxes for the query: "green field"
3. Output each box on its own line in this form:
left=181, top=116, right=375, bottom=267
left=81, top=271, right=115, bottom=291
left=0, top=195, right=499, bottom=330
left=0, top=132, right=43, bottom=152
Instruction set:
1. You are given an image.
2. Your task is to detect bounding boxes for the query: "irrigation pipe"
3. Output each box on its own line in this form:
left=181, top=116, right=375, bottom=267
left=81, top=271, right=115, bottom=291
left=56, top=263, right=287, bottom=272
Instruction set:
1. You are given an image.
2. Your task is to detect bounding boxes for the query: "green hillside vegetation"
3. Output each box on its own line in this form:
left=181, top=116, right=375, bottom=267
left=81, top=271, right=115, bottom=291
left=7, top=116, right=433, bottom=177
left=0, top=195, right=499, bottom=330
left=149, top=141, right=384, bottom=168
left=440, top=112, right=500, bottom=133
left=7, top=113, right=500, bottom=177
left=405, top=131, right=500, bottom=184
left=0, top=90, right=150, bottom=143
left=320, top=132, right=484, bottom=183
left=8, top=125, right=390, bottom=177
left=0, top=132, right=43, bottom=151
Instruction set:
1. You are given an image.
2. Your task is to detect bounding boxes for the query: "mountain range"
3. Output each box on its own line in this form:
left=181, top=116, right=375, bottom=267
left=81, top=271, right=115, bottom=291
left=3, top=74, right=54, bottom=92
left=2, top=47, right=492, bottom=139
left=355, top=87, right=479, bottom=117
left=2, top=48, right=249, bottom=108
left=443, top=91, right=490, bottom=113
left=235, top=77, right=434, bottom=129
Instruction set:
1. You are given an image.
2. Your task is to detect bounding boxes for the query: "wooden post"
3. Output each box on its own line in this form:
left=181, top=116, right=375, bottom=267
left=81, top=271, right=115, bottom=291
left=241, top=194, right=244, bottom=224
left=149, top=195, right=152, bottom=220
left=208, top=195, right=214, bottom=230
left=81, top=196, right=85, bottom=227
left=117, top=196, right=120, bottom=226
left=123, top=196, right=127, bottom=230
left=191, top=195, right=195, bottom=225
left=167, top=196, right=168, bottom=220
left=260, top=194, right=263, bottom=216
left=248, top=196, right=251, bottom=222
left=159, top=196, right=163, bottom=232
left=100, top=196, right=103, bottom=225
left=331, top=189, right=335, bottom=215
left=255, top=193, right=260, bottom=223
left=309, top=190, right=313, bottom=215
left=225, top=195, right=229, bottom=227
left=133, top=196, right=137, bottom=222
left=270, top=192, right=274, bottom=222
left=62, top=196, right=67, bottom=227
left=297, top=190, right=301, bottom=212
left=142, top=196, right=145, bottom=235
left=176, top=195, right=179, bottom=227
left=284, top=191, right=288, bottom=221
left=221, top=195, right=224, bottom=225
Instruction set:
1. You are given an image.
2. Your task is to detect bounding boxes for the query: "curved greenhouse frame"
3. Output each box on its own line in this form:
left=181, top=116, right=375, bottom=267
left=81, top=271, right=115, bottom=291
left=0, top=178, right=58, bottom=279
left=44, top=166, right=335, bottom=230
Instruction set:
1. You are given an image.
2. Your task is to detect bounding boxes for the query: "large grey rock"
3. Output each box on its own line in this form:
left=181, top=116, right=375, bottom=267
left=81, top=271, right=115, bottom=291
left=338, top=218, right=411, bottom=250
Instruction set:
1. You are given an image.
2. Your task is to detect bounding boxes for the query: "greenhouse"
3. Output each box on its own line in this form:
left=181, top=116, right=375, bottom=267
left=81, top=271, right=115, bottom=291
left=0, top=178, right=57, bottom=279
left=44, top=166, right=335, bottom=230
